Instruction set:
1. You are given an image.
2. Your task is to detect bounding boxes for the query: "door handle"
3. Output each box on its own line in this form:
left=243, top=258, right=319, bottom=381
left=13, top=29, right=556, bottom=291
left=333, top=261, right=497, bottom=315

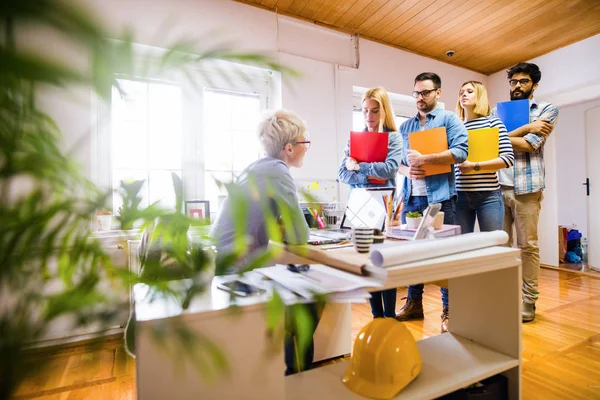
left=583, top=178, right=590, bottom=196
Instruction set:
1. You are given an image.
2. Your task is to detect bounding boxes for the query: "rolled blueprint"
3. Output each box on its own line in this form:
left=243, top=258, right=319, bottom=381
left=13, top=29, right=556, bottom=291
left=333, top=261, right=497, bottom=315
left=370, top=231, right=509, bottom=268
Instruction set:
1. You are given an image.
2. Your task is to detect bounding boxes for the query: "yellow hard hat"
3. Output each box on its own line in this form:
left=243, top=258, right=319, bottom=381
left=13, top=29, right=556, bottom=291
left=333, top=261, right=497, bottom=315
left=342, top=318, right=422, bottom=399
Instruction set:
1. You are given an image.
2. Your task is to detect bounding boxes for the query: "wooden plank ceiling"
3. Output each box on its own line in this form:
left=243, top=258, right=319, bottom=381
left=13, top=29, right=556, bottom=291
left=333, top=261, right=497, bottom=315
left=236, top=0, right=600, bottom=75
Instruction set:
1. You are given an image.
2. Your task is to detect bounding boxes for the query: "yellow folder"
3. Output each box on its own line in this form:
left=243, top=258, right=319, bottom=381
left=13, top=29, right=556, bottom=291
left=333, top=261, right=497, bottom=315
left=465, top=127, right=499, bottom=174
left=408, top=127, right=451, bottom=176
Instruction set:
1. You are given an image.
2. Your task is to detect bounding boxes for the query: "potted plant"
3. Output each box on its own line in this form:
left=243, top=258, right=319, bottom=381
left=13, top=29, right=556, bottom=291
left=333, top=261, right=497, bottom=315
left=405, top=211, right=423, bottom=229
left=0, top=1, right=309, bottom=397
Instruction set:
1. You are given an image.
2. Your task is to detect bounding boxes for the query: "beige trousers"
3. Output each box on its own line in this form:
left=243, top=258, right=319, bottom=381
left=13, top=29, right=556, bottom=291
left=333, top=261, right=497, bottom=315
left=502, top=187, right=543, bottom=304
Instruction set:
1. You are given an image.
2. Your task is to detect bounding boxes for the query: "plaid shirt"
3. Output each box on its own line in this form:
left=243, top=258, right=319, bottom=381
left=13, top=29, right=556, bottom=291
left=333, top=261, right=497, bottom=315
left=492, top=98, right=559, bottom=195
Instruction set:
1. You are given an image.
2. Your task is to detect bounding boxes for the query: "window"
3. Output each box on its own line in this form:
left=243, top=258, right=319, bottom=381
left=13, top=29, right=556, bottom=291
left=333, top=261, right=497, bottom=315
left=352, top=110, right=409, bottom=132
left=352, top=87, right=416, bottom=132
left=203, top=88, right=263, bottom=213
left=110, top=79, right=183, bottom=214
left=95, top=60, right=274, bottom=221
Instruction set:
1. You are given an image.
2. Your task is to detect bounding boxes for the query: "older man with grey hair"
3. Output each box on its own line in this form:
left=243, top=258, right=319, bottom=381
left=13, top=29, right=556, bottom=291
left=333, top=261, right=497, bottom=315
left=210, top=109, right=318, bottom=376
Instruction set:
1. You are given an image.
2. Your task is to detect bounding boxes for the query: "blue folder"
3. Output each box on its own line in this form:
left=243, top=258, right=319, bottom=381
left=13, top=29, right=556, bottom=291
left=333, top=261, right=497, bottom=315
left=496, top=99, right=529, bottom=133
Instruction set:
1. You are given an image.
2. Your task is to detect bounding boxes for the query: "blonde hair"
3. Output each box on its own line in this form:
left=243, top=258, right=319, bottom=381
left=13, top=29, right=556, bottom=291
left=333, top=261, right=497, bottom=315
left=455, top=81, right=491, bottom=121
left=257, top=109, right=307, bottom=158
left=362, top=87, right=398, bottom=132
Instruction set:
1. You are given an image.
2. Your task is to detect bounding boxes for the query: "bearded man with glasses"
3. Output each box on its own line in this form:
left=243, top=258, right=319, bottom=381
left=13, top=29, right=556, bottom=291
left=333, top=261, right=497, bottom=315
left=491, top=62, right=559, bottom=323
left=395, top=72, right=468, bottom=333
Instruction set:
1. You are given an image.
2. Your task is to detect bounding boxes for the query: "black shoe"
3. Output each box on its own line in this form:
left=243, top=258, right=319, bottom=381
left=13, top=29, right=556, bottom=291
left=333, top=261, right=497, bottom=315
left=441, top=307, right=449, bottom=332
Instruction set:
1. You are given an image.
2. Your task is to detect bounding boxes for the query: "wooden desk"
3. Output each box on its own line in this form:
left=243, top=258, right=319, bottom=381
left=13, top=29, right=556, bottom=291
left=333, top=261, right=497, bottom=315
left=287, top=246, right=522, bottom=399
left=135, top=245, right=521, bottom=400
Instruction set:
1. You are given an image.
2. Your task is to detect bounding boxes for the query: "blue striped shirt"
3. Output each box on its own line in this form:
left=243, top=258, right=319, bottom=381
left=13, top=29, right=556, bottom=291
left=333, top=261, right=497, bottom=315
left=455, top=116, right=514, bottom=191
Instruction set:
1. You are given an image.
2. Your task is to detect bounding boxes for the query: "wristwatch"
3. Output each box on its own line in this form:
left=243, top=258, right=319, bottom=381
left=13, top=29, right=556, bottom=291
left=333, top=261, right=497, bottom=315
left=474, top=163, right=481, bottom=172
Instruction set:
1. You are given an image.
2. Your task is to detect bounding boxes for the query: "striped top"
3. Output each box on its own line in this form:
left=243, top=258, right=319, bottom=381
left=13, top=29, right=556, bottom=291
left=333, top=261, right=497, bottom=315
left=455, top=116, right=514, bottom=192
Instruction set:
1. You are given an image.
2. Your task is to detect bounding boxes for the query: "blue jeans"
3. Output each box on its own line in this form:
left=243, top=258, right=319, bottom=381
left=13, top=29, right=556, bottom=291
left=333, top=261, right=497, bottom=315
left=402, top=196, right=456, bottom=308
left=369, top=289, right=397, bottom=318
left=455, top=190, right=504, bottom=234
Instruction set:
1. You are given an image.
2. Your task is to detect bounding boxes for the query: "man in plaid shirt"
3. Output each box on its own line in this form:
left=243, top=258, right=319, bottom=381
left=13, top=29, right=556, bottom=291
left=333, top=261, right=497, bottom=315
left=492, top=62, right=559, bottom=323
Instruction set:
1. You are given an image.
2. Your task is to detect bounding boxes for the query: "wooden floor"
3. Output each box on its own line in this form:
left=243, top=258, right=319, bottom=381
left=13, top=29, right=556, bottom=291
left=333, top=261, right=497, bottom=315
left=13, top=268, right=600, bottom=399
left=554, top=261, right=600, bottom=277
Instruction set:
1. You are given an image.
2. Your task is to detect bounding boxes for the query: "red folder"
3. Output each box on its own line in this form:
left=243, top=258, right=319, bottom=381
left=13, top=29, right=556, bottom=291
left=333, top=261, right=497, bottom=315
left=349, top=131, right=388, bottom=184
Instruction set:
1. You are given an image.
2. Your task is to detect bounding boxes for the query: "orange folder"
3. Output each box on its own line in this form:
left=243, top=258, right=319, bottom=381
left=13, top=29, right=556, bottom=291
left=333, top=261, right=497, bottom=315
left=408, top=127, right=451, bottom=176
left=349, top=131, right=389, bottom=184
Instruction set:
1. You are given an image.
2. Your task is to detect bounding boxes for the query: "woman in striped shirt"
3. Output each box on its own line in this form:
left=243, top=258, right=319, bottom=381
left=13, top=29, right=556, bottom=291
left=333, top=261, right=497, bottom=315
left=454, top=81, right=514, bottom=234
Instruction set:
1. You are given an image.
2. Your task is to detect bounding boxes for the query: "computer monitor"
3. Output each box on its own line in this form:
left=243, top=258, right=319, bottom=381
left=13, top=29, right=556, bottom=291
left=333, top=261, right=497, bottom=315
left=340, top=187, right=395, bottom=231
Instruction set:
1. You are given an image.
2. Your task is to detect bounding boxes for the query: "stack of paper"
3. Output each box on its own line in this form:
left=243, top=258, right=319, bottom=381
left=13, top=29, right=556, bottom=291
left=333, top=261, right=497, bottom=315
left=257, top=264, right=383, bottom=303
left=387, top=224, right=462, bottom=240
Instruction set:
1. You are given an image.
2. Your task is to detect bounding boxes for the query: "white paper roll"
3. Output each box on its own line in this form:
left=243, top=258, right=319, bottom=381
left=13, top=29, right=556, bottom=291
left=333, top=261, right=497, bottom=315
left=369, top=231, right=509, bottom=268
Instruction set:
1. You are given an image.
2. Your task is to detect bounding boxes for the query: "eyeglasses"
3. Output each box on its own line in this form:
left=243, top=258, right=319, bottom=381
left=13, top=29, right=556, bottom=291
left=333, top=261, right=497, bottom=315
left=287, top=264, right=310, bottom=273
left=293, top=141, right=311, bottom=149
left=509, top=78, right=531, bottom=87
left=412, top=88, right=438, bottom=99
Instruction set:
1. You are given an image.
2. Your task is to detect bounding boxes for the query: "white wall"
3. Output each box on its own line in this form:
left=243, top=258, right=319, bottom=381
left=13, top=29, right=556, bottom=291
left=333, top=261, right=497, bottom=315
left=487, top=34, right=600, bottom=107
left=555, top=99, right=600, bottom=238
left=486, top=34, right=600, bottom=267
left=61, top=0, right=487, bottom=186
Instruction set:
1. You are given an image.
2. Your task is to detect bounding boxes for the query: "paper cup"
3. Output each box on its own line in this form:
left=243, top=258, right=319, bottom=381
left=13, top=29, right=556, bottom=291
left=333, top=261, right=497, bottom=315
left=433, top=212, right=444, bottom=230
left=352, top=227, right=374, bottom=253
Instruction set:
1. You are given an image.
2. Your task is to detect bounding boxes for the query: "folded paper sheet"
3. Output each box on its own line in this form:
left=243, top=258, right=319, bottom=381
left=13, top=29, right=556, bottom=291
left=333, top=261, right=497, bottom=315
left=370, top=231, right=509, bottom=268
left=257, top=264, right=382, bottom=299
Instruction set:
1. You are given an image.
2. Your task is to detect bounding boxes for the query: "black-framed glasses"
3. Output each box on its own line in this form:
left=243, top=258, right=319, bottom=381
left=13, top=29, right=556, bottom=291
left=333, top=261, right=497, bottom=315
left=412, top=88, right=438, bottom=99
left=287, top=264, right=310, bottom=273
left=509, top=78, right=531, bottom=87
left=293, top=141, right=311, bottom=149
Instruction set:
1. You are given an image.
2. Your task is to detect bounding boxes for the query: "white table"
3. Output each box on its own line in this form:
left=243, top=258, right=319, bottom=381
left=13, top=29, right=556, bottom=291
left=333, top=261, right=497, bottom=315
left=135, top=245, right=521, bottom=400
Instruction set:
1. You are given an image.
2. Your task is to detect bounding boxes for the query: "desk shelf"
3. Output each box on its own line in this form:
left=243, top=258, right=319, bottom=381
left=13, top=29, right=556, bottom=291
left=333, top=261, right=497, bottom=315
left=286, top=333, right=519, bottom=399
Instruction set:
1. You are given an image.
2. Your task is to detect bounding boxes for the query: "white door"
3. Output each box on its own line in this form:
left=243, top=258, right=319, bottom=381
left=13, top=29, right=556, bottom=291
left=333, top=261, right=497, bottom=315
left=585, top=105, right=600, bottom=270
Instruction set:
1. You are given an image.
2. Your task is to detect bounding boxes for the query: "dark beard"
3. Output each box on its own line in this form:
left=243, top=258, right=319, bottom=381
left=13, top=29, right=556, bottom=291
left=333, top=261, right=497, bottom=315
left=417, top=101, right=436, bottom=113
left=510, top=88, right=532, bottom=100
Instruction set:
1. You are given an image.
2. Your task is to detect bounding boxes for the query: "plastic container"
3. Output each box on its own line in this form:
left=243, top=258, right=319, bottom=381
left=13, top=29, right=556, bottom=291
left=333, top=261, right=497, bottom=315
left=582, top=237, right=588, bottom=263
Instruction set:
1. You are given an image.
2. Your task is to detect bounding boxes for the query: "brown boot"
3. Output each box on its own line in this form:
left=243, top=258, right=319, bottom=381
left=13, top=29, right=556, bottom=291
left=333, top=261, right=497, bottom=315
left=441, top=307, right=449, bottom=333
left=395, top=297, right=424, bottom=321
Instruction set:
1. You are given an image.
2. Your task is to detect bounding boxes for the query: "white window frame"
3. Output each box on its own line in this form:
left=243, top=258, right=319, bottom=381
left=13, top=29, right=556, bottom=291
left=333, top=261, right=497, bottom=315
left=352, top=86, right=446, bottom=125
left=92, top=46, right=275, bottom=218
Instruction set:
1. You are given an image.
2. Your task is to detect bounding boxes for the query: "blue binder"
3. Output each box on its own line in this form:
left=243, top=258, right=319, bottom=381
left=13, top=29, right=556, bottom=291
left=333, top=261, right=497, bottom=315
left=496, top=99, right=529, bottom=133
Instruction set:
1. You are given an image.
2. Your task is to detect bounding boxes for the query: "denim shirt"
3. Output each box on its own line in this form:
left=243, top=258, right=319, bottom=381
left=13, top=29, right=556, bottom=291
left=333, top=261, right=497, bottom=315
left=399, top=108, right=469, bottom=204
left=337, top=128, right=402, bottom=189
